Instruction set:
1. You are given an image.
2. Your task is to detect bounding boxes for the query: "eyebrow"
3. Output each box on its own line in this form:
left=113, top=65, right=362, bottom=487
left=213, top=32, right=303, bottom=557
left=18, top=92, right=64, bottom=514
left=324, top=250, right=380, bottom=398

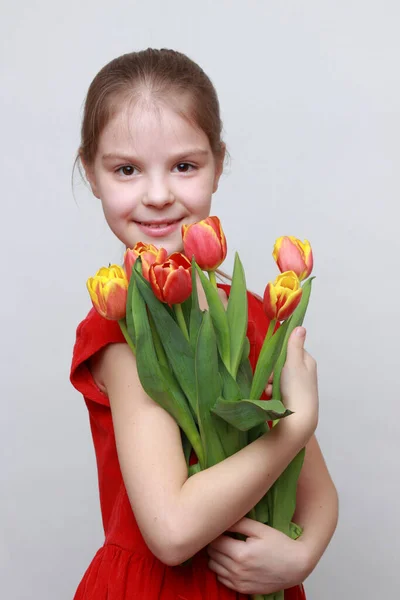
left=101, top=148, right=210, bottom=163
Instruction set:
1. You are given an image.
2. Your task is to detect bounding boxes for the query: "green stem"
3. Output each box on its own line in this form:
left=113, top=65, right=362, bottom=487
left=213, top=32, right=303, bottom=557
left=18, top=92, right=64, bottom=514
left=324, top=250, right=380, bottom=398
left=148, top=312, right=168, bottom=367
left=174, top=304, right=190, bottom=341
left=118, top=319, right=136, bottom=354
left=266, top=319, right=277, bottom=341
left=208, top=269, right=218, bottom=290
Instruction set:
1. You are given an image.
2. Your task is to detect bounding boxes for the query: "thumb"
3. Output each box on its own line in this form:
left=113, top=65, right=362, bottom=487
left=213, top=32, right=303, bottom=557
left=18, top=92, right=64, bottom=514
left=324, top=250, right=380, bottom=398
left=227, top=517, right=264, bottom=538
left=286, top=327, right=306, bottom=359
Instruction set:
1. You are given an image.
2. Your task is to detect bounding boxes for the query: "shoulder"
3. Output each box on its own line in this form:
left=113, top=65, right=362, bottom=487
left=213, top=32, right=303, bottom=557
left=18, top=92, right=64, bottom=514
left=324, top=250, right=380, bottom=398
left=70, top=307, right=126, bottom=406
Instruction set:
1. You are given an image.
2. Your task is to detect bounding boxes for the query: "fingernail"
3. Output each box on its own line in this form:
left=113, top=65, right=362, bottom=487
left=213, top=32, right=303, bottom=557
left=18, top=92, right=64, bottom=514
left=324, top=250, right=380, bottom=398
left=295, top=327, right=305, bottom=336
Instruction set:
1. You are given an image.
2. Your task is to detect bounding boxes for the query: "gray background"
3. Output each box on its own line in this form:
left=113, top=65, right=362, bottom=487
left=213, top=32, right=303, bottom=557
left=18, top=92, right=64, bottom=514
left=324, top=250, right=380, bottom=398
left=1, top=1, right=399, bottom=598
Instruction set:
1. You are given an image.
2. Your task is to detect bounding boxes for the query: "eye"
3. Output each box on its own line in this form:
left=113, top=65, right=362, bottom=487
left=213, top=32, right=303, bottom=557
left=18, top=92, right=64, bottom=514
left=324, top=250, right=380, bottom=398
left=174, top=162, right=196, bottom=173
left=116, top=165, right=138, bottom=177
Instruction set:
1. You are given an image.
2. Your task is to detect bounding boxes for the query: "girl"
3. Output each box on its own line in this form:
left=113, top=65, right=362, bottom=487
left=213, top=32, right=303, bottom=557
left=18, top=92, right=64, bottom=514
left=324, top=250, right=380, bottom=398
left=70, top=48, right=338, bottom=599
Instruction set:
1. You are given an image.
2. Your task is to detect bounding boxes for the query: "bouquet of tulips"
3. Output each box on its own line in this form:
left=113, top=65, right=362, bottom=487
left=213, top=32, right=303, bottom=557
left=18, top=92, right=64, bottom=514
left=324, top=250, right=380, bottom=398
left=87, top=217, right=314, bottom=600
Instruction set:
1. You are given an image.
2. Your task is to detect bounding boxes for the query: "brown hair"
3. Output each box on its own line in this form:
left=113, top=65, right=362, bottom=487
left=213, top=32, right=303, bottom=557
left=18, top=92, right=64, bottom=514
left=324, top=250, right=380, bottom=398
left=75, top=48, right=226, bottom=172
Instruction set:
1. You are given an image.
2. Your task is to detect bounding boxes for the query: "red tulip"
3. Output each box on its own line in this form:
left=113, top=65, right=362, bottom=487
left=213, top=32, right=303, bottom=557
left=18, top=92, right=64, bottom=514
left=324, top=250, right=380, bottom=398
left=124, top=242, right=168, bottom=281
left=263, top=271, right=303, bottom=322
left=149, top=253, right=192, bottom=305
left=182, top=216, right=227, bottom=271
left=273, top=236, right=313, bottom=281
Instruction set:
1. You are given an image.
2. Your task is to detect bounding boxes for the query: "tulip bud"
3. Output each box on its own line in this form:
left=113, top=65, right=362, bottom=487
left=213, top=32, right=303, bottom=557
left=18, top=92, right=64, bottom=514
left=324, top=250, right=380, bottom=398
left=263, top=271, right=303, bottom=322
left=87, top=265, right=128, bottom=320
left=273, top=236, right=313, bottom=281
left=149, top=252, right=192, bottom=305
left=182, top=216, right=227, bottom=271
left=124, top=242, right=168, bottom=281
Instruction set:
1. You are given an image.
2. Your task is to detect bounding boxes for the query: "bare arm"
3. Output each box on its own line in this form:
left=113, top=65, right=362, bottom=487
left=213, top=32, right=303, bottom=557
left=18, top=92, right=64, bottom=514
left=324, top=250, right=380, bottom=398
left=98, top=329, right=317, bottom=566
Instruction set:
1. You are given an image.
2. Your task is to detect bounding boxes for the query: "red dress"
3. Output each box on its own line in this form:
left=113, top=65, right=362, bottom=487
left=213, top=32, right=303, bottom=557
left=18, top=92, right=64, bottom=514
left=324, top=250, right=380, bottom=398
left=70, top=285, right=306, bottom=599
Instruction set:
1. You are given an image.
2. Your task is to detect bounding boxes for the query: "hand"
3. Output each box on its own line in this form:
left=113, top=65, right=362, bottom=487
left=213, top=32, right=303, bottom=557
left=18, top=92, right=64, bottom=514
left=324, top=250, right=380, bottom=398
left=264, top=372, right=273, bottom=399
left=207, top=517, right=309, bottom=595
left=280, top=327, right=319, bottom=439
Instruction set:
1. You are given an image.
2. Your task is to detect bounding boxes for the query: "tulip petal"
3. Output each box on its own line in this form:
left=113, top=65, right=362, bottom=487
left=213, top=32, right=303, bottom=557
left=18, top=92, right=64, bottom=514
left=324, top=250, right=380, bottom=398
left=163, top=267, right=192, bottom=305
left=183, top=217, right=227, bottom=271
left=263, top=282, right=278, bottom=321
left=277, top=238, right=306, bottom=277
left=277, top=288, right=303, bottom=321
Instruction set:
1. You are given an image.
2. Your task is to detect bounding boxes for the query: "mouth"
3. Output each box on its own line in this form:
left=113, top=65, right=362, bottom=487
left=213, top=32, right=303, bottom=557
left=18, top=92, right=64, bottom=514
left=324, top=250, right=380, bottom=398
left=134, top=218, right=184, bottom=237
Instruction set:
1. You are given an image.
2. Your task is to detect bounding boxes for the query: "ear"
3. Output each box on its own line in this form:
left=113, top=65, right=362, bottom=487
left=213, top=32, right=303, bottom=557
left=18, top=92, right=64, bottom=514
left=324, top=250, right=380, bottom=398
left=80, top=155, right=101, bottom=199
left=212, top=142, right=226, bottom=193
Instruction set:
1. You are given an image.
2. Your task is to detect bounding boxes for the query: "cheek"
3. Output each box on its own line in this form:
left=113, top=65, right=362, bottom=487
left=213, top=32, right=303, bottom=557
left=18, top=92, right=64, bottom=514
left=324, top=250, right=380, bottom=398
left=182, top=176, right=214, bottom=214
left=99, top=180, right=136, bottom=220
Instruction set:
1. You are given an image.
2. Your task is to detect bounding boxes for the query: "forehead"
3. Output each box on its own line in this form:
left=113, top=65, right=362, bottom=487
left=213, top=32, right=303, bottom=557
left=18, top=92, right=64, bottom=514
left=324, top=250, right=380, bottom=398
left=98, top=99, right=210, bottom=156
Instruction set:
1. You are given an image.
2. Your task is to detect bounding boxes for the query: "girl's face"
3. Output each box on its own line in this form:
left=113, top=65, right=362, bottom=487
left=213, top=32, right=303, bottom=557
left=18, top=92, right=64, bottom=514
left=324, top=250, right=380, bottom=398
left=85, top=100, right=224, bottom=256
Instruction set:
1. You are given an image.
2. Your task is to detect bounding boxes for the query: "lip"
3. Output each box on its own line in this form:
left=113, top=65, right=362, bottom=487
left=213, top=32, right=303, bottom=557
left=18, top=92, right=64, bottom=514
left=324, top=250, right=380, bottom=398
left=134, top=218, right=183, bottom=238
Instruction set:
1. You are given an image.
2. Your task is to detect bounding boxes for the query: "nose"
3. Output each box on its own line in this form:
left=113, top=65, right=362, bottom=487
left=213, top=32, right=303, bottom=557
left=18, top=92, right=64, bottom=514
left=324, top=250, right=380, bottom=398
left=142, top=175, right=175, bottom=208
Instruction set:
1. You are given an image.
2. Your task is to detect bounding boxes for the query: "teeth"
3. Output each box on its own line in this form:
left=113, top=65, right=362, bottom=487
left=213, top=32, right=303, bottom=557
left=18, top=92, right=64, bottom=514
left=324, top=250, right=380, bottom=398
left=141, top=222, right=174, bottom=228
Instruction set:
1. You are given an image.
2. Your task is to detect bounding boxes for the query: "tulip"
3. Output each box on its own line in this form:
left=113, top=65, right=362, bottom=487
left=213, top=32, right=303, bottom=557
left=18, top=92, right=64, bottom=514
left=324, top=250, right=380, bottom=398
left=263, top=271, right=303, bottom=322
left=149, top=252, right=192, bottom=305
left=273, top=236, right=313, bottom=281
left=87, top=265, right=128, bottom=320
left=182, top=216, right=227, bottom=272
left=124, top=242, right=168, bottom=281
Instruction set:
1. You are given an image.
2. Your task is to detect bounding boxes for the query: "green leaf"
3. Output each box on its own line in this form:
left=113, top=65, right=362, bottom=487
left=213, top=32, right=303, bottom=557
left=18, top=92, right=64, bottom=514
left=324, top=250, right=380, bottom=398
left=125, top=268, right=136, bottom=346
left=133, top=269, right=197, bottom=412
left=289, top=521, right=303, bottom=540
left=227, top=253, right=248, bottom=378
left=131, top=278, right=204, bottom=467
left=247, top=421, right=270, bottom=444
left=241, top=336, right=251, bottom=362
left=217, top=359, right=248, bottom=452
left=272, top=277, right=315, bottom=401
left=236, top=356, right=253, bottom=398
left=249, top=319, right=290, bottom=400
left=188, top=463, right=202, bottom=477
left=267, top=448, right=306, bottom=536
left=196, top=265, right=231, bottom=372
left=212, top=398, right=292, bottom=431
left=189, top=258, right=203, bottom=353
left=195, top=312, right=227, bottom=467
left=254, top=495, right=269, bottom=524
left=181, top=430, right=192, bottom=467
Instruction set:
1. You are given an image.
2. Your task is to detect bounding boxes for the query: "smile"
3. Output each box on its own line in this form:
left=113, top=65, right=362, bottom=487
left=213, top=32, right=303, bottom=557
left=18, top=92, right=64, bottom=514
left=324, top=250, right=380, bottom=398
left=135, top=219, right=183, bottom=237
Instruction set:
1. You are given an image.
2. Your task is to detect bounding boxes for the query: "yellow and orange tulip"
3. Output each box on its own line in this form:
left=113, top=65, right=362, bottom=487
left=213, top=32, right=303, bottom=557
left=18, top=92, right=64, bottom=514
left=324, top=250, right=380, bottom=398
left=263, top=271, right=303, bottom=322
left=86, top=265, right=128, bottom=320
left=124, top=242, right=168, bottom=281
left=273, top=236, right=313, bottom=281
left=182, top=216, right=227, bottom=271
left=149, top=252, right=192, bottom=305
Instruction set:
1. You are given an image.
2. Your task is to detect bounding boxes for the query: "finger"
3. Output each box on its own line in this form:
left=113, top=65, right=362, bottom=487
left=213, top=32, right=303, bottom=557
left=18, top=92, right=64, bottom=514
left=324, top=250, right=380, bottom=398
left=208, top=546, right=238, bottom=572
left=264, top=383, right=272, bottom=398
left=215, top=576, right=253, bottom=595
left=286, top=327, right=306, bottom=364
left=207, top=558, right=231, bottom=580
left=268, top=372, right=274, bottom=383
left=215, top=576, right=236, bottom=591
left=226, top=517, right=264, bottom=538
left=208, top=534, right=246, bottom=558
